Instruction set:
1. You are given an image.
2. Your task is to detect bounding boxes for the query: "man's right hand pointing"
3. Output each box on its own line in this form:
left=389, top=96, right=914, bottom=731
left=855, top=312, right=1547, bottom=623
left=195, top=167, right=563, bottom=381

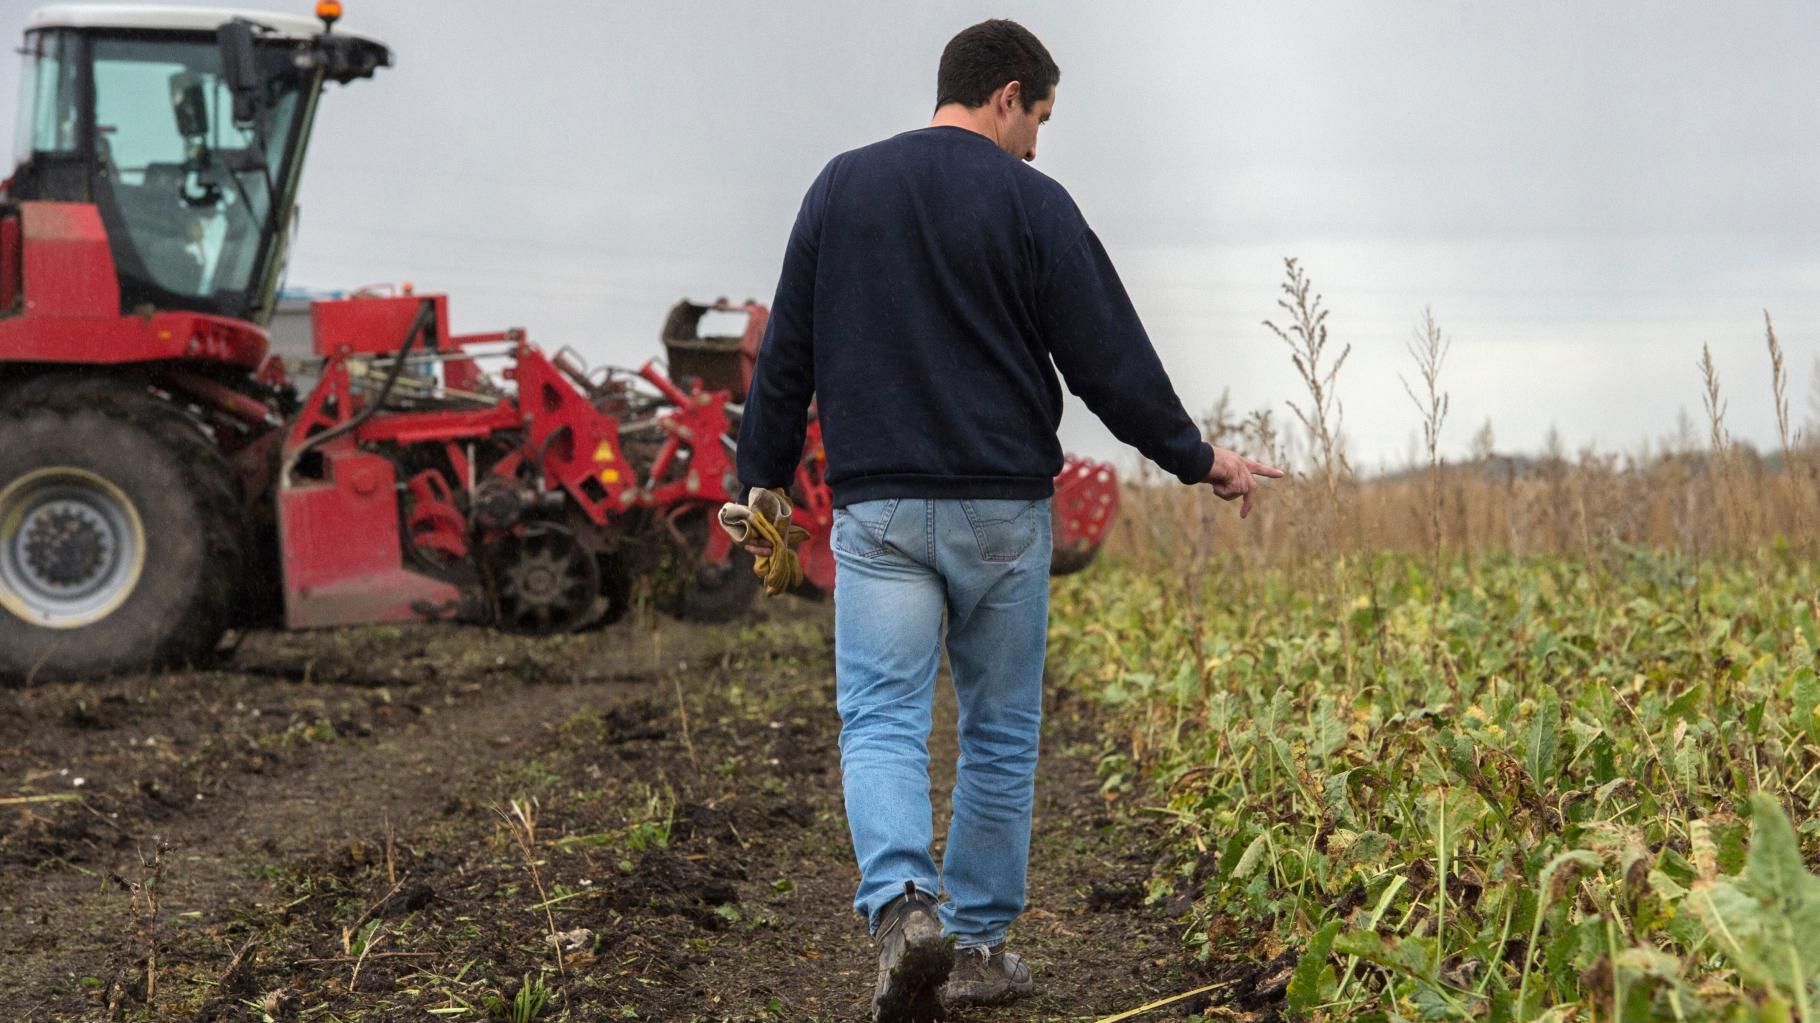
left=1202, top=447, right=1286, bottom=519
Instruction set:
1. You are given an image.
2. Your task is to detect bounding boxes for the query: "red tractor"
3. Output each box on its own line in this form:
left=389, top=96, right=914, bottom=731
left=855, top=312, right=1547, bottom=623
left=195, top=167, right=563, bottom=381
left=0, top=4, right=1119, bottom=682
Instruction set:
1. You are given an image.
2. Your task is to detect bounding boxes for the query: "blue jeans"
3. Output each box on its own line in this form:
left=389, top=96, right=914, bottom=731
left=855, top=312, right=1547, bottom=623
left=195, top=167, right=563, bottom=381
left=832, top=496, right=1052, bottom=949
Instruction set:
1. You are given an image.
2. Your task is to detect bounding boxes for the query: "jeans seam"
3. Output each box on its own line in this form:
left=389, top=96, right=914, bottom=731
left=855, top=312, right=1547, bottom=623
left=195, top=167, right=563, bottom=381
left=836, top=498, right=901, bottom=559
left=962, top=500, right=1038, bottom=562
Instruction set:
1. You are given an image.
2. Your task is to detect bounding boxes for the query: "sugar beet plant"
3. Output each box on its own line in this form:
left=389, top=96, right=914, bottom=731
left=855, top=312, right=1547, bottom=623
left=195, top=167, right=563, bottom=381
left=1049, top=550, right=1820, bottom=1021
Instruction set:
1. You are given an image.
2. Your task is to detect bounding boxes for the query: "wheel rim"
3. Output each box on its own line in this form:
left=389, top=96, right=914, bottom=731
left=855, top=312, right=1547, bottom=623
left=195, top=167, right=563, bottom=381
left=0, top=467, right=147, bottom=629
left=489, top=523, right=600, bottom=634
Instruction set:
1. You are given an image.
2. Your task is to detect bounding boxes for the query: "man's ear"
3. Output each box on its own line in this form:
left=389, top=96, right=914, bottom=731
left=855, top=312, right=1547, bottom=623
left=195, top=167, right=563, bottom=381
left=1000, top=80, right=1022, bottom=113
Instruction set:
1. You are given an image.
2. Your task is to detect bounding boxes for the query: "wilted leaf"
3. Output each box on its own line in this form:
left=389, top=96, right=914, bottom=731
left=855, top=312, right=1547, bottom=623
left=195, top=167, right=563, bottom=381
left=1665, top=685, right=1704, bottom=723
left=1333, top=929, right=1437, bottom=981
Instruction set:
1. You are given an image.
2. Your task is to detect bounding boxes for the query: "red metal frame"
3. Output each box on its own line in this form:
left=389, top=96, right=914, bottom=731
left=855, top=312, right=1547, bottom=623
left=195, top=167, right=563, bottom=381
left=0, top=212, right=19, bottom=312
left=0, top=202, right=269, bottom=369
left=638, top=360, right=736, bottom=508
left=507, top=347, right=634, bottom=521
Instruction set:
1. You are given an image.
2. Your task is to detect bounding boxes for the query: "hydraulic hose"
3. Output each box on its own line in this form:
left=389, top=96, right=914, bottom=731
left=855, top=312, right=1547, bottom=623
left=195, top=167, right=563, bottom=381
left=282, top=298, right=436, bottom=482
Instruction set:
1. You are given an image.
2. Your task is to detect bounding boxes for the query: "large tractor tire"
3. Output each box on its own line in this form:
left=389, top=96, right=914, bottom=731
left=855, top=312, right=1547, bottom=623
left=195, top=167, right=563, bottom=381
left=0, top=379, right=242, bottom=681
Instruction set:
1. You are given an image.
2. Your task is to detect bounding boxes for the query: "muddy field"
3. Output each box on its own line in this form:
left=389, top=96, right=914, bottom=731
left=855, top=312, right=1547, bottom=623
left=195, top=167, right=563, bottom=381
left=0, top=601, right=1283, bottom=1022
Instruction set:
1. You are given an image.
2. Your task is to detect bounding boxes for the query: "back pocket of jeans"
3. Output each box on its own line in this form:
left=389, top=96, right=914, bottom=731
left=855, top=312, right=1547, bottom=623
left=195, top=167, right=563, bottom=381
left=961, top=499, right=1040, bottom=562
left=832, top=498, right=900, bottom=559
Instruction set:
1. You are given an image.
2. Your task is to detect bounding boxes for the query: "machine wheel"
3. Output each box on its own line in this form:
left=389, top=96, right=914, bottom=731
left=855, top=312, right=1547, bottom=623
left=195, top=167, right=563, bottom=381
left=487, top=522, right=601, bottom=635
left=1049, top=543, right=1101, bottom=576
left=0, top=380, right=242, bottom=680
left=676, top=547, right=761, bottom=623
left=594, top=552, right=633, bottom=627
left=661, top=506, right=761, bottom=624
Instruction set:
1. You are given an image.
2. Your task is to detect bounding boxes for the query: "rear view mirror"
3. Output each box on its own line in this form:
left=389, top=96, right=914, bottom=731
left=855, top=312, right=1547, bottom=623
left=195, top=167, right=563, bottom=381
left=170, top=72, right=209, bottom=138
left=216, top=21, right=261, bottom=125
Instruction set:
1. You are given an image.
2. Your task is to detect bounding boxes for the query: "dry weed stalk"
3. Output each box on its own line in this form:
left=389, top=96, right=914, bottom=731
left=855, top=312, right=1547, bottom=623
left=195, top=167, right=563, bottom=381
left=1699, top=345, right=1730, bottom=462
left=1106, top=435, right=1816, bottom=566
left=499, top=798, right=565, bottom=977
left=1808, top=353, right=1820, bottom=443
left=1402, top=308, right=1452, bottom=564
left=674, top=676, right=699, bottom=775
left=1402, top=308, right=1451, bottom=661
left=1766, top=312, right=1792, bottom=458
left=1762, top=311, right=1811, bottom=543
left=1699, top=344, right=1735, bottom=547
left=1243, top=407, right=1289, bottom=573
left=1264, top=257, right=1361, bottom=675
left=1102, top=278, right=1810, bottom=565
left=1264, top=258, right=1351, bottom=525
left=112, top=840, right=169, bottom=1011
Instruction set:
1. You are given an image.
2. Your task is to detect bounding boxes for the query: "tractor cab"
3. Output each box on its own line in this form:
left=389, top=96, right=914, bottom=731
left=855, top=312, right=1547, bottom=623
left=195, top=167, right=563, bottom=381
left=6, top=4, right=388, bottom=325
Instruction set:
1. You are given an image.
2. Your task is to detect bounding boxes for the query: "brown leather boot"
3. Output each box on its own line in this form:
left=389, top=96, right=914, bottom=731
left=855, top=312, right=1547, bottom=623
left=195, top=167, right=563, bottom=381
left=871, top=882, right=952, bottom=1022
left=941, top=942, right=1037, bottom=1007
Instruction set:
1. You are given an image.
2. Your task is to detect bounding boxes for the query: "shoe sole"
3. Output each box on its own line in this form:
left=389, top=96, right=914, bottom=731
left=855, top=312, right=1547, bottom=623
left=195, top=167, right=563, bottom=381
left=875, top=938, right=954, bottom=1023
left=941, top=978, right=1038, bottom=1008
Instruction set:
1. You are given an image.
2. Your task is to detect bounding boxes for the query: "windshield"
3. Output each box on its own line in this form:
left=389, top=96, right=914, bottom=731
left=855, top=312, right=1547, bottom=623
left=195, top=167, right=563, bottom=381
left=90, top=35, right=310, bottom=317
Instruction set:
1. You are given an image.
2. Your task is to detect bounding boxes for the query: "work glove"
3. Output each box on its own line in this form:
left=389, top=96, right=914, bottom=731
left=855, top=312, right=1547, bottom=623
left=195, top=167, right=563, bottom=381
left=717, top=488, right=811, bottom=596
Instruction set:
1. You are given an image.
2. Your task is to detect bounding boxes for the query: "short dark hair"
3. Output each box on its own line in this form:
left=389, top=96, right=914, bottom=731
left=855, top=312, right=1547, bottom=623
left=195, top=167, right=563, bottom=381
left=935, top=20, right=1059, bottom=112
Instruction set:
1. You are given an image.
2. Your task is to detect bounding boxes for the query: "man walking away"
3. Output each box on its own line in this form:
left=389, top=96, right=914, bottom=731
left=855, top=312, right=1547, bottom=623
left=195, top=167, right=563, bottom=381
left=736, top=19, right=1282, bottom=1022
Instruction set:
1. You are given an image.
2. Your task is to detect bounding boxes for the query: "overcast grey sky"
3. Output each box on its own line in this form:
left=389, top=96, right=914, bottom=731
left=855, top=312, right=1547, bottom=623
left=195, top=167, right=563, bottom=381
left=5, top=1, right=1817, bottom=471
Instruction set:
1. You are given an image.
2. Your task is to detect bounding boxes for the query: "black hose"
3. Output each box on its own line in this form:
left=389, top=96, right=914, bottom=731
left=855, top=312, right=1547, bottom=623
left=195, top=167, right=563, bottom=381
left=283, top=298, right=436, bottom=480
left=532, top=422, right=571, bottom=490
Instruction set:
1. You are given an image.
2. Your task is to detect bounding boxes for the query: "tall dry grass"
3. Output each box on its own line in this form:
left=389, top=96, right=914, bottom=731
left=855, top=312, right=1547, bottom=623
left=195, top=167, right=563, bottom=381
left=1110, top=261, right=1820, bottom=571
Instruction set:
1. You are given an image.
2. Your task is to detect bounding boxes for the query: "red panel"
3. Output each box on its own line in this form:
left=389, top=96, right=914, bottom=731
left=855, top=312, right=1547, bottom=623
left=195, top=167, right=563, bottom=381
left=278, top=438, right=466, bottom=628
left=18, top=202, right=118, bottom=318
left=0, top=213, right=19, bottom=312
left=311, top=294, right=451, bottom=356
left=0, top=309, right=269, bottom=367
left=0, top=202, right=270, bottom=367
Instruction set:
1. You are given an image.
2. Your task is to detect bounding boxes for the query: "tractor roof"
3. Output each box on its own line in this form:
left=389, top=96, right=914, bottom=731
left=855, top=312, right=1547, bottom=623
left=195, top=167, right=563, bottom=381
left=26, top=4, right=386, bottom=49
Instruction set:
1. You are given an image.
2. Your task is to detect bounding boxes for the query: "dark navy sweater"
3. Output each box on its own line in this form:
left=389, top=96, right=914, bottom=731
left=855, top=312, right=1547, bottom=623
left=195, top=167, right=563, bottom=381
left=736, top=126, right=1213, bottom=507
